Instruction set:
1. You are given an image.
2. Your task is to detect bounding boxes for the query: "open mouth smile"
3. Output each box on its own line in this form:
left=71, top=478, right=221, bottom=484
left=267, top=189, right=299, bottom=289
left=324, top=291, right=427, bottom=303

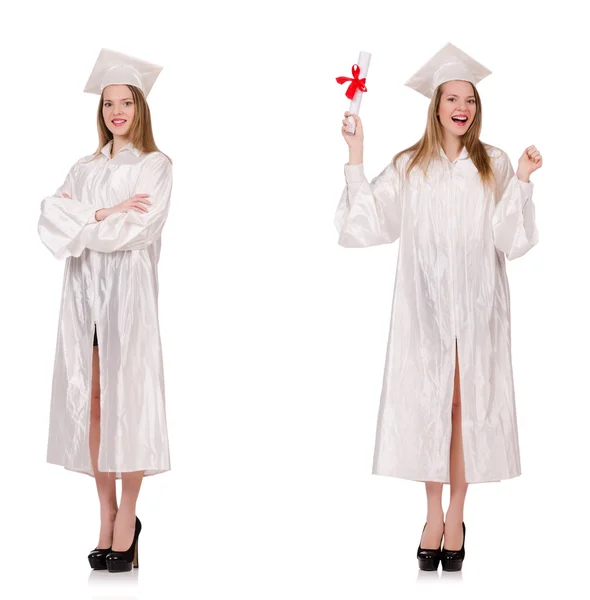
left=451, top=114, right=468, bottom=127
left=112, top=119, right=127, bottom=127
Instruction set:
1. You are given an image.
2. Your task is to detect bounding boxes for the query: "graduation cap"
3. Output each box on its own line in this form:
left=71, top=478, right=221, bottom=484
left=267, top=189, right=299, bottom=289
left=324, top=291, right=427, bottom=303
left=83, top=48, right=163, bottom=97
left=405, top=42, right=491, bottom=99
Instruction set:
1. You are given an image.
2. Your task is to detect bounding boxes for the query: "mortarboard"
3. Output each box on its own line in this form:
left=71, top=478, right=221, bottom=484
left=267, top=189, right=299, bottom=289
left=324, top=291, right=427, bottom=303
left=83, top=48, right=163, bottom=97
left=405, top=42, right=491, bottom=99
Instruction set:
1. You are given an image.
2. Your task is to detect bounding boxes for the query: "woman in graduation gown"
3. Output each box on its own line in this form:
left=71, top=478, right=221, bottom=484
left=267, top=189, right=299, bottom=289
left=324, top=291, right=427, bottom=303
left=38, top=49, right=172, bottom=572
left=335, top=43, right=542, bottom=571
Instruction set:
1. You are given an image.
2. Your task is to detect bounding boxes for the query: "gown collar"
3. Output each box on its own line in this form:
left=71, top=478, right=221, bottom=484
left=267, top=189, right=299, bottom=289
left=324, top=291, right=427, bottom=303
left=101, top=140, right=141, bottom=159
left=439, top=145, right=469, bottom=163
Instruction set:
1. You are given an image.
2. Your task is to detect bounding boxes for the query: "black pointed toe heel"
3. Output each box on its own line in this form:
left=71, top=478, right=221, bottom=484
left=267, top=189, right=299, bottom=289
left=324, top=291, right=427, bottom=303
left=417, top=523, right=443, bottom=571
left=88, top=547, right=111, bottom=570
left=441, top=522, right=466, bottom=572
left=106, top=516, right=142, bottom=573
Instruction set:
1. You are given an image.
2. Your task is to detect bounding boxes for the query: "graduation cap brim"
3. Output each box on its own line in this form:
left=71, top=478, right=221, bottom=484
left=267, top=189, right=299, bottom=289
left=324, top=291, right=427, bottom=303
left=404, top=42, right=491, bottom=99
left=83, top=48, right=163, bottom=97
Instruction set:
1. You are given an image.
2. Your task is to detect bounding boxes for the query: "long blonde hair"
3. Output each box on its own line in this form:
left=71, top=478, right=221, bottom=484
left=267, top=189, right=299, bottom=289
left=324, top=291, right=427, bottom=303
left=393, top=82, right=494, bottom=188
left=93, top=85, right=168, bottom=159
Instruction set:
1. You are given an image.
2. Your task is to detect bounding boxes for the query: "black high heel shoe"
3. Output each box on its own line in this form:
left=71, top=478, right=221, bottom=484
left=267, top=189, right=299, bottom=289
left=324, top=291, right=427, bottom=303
left=105, top=516, right=142, bottom=573
left=88, top=547, right=111, bottom=570
left=441, top=522, right=466, bottom=572
left=417, top=523, right=443, bottom=571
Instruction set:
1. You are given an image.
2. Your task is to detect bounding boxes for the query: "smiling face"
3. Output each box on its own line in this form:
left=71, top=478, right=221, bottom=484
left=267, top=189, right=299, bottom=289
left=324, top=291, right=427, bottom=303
left=437, top=80, right=477, bottom=138
left=101, top=85, right=135, bottom=138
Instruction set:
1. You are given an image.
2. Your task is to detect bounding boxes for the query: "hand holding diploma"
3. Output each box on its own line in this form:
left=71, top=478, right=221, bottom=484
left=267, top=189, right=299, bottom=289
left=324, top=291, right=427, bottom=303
left=341, top=111, right=364, bottom=165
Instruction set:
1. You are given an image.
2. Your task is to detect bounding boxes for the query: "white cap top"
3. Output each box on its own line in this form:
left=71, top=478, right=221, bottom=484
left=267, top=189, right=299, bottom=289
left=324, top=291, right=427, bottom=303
left=83, top=48, right=163, bottom=97
left=404, top=42, right=491, bottom=99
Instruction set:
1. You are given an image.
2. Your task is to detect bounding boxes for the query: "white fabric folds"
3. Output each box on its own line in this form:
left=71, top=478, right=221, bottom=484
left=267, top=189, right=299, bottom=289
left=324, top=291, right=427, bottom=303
left=335, top=145, right=538, bottom=483
left=38, top=142, right=172, bottom=477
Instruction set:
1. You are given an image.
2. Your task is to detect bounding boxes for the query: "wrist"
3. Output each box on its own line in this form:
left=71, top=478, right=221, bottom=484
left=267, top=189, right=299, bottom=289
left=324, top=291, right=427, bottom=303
left=349, top=150, right=364, bottom=166
left=516, top=170, right=530, bottom=183
left=95, top=208, right=109, bottom=222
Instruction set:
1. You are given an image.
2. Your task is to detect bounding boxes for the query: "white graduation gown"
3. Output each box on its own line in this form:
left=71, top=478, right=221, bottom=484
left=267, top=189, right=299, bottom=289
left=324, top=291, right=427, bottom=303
left=335, top=145, right=538, bottom=483
left=38, top=141, right=172, bottom=477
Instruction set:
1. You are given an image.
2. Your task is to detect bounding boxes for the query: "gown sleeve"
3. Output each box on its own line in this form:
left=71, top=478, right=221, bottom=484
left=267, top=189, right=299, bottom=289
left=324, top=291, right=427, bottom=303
left=37, top=160, right=99, bottom=260
left=81, top=153, right=173, bottom=253
left=491, top=151, right=539, bottom=260
left=334, top=159, right=402, bottom=248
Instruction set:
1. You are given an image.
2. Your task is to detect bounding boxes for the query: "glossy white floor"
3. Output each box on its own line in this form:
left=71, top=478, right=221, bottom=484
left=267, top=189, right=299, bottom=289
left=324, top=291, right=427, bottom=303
left=1, top=1, right=587, bottom=598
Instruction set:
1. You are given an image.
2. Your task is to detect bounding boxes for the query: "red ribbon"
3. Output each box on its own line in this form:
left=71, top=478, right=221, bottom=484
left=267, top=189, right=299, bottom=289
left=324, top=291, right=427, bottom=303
left=336, top=64, right=367, bottom=100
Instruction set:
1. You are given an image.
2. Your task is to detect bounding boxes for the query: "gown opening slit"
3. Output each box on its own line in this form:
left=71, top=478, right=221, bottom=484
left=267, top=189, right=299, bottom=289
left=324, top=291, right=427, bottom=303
left=449, top=336, right=466, bottom=482
left=89, top=322, right=100, bottom=478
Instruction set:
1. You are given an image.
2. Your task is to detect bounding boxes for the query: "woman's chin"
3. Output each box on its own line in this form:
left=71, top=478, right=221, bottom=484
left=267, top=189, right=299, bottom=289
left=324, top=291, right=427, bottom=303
left=107, top=126, right=131, bottom=138
left=445, top=127, right=467, bottom=138
left=442, top=122, right=470, bottom=137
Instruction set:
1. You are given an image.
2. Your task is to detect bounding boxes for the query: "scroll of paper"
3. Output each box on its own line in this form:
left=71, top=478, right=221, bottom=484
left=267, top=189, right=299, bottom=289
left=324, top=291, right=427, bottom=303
left=336, top=51, right=371, bottom=135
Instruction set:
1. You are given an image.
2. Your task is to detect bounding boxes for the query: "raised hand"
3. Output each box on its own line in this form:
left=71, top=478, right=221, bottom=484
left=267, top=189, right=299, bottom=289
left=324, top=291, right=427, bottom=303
left=341, top=111, right=364, bottom=165
left=517, top=145, right=543, bottom=182
left=341, top=111, right=364, bottom=147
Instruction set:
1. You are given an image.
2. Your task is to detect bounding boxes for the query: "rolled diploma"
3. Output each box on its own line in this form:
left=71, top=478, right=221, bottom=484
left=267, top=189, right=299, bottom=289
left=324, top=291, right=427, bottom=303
left=346, top=51, right=371, bottom=135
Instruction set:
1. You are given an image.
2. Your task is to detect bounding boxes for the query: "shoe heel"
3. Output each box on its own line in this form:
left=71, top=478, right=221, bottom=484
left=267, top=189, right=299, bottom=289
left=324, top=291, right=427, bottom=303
left=106, top=516, right=142, bottom=573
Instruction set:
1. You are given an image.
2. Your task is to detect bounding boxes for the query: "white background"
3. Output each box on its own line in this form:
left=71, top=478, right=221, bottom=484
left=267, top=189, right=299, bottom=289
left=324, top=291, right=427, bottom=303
left=0, top=0, right=587, bottom=598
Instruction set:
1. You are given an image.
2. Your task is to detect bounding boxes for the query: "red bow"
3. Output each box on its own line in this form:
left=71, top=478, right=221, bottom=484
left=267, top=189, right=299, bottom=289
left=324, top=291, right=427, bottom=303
left=336, top=64, right=368, bottom=100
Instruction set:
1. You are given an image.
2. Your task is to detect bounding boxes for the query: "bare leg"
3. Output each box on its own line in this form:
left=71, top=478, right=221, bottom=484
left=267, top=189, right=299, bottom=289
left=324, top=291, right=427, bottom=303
left=421, top=482, right=444, bottom=548
left=90, top=346, right=118, bottom=548
left=445, top=341, right=468, bottom=550
left=112, top=471, right=145, bottom=551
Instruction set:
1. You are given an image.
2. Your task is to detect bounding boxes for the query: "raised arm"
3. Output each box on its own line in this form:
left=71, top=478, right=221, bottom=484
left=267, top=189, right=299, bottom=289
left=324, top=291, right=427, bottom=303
left=492, top=147, right=541, bottom=260
left=335, top=112, right=402, bottom=247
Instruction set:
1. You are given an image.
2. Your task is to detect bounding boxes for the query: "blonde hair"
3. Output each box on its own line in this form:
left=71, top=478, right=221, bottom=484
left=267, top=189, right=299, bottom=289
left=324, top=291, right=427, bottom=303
left=93, top=85, right=169, bottom=160
left=393, top=82, right=494, bottom=188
